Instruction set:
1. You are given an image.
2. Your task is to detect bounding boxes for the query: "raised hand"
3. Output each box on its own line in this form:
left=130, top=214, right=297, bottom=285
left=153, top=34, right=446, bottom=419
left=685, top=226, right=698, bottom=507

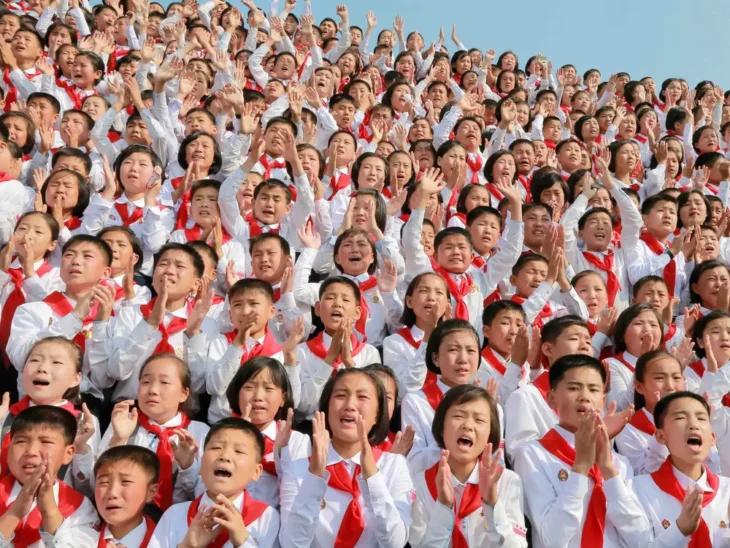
left=377, top=259, right=398, bottom=293
left=390, top=424, right=415, bottom=456
left=273, top=408, right=294, bottom=457
left=308, top=411, right=330, bottom=477
left=676, top=484, right=703, bottom=536
left=478, top=443, right=504, bottom=506
left=603, top=400, right=634, bottom=439
left=147, top=277, right=169, bottom=328
left=110, top=400, right=138, bottom=446
left=170, top=428, right=199, bottom=470
left=572, top=410, right=598, bottom=476
left=436, top=449, right=454, bottom=508
left=357, top=413, right=378, bottom=479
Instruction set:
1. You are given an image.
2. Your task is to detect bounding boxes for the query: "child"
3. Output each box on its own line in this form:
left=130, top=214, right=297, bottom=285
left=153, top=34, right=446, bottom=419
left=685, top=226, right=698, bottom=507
left=465, top=206, right=504, bottom=267
left=295, top=276, right=381, bottom=417
left=98, top=354, right=209, bottom=512
left=503, top=315, right=595, bottom=460
left=7, top=235, right=113, bottom=404
left=152, top=418, right=280, bottom=548
left=220, top=357, right=310, bottom=507
left=107, top=243, right=218, bottom=402
left=630, top=392, right=730, bottom=546
left=279, top=369, right=413, bottom=547
left=605, top=303, right=664, bottom=411
left=0, top=124, right=34, bottom=245
left=98, top=226, right=152, bottom=311
left=514, top=355, right=651, bottom=548
left=687, top=311, right=730, bottom=396
left=383, top=272, right=451, bottom=400
left=410, top=385, right=527, bottom=547
left=93, top=446, right=160, bottom=548
left=40, top=167, right=91, bottom=249
left=205, top=279, right=302, bottom=423
left=0, top=406, right=98, bottom=547
left=481, top=300, right=530, bottom=403
left=0, top=337, right=100, bottom=487
left=0, top=212, right=61, bottom=361
left=403, top=168, right=523, bottom=334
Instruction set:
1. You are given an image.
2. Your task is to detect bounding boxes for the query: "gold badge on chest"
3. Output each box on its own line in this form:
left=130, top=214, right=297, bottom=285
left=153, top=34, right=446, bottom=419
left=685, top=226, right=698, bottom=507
left=372, top=294, right=380, bottom=304
left=176, top=346, right=184, bottom=356
left=320, top=499, right=326, bottom=510
left=470, top=284, right=479, bottom=293
left=83, top=329, right=93, bottom=339
left=557, top=469, right=568, bottom=482
left=662, top=519, right=671, bottom=529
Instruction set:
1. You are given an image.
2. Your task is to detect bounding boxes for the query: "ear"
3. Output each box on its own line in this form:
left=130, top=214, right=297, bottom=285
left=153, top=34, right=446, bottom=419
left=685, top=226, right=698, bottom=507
left=352, top=304, right=362, bottom=322
left=541, top=341, right=553, bottom=361
left=250, top=462, right=263, bottom=483
left=283, top=203, right=292, bottom=216
left=179, top=386, right=190, bottom=405
left=546, top=389, right=556, bottom=410
left=145, top=483, right=159, bottom=504
left=635, top=380, right=645, bottom=396
left=654, top=428, right=668, bottom=447
left=62, top=442, right=76, bottom=465
left=482, top=324, right=490, bottom=340
left=691, top=283, right=699, bottom=297
left=48, top=240, right=59, bottom=253
left=509, top=274, right=517, bottom=287
left=102, top=266, right=112, bottom=279
left=71, top=370, right=82, bottom=389
left=130, top=252, right=140, bottom=268
left=93, top=70, right=103, bottom=81
left=267, top=304, right=276, bottom=321
left=314, top=301, right=321, bottom=319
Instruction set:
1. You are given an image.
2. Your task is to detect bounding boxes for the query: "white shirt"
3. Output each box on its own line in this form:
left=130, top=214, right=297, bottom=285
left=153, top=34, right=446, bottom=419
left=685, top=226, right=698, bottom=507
left=514, top=425, right=651, bottom=548
left=0, top=480, right=98, bottom=548
left=409, top=457, right=527, bottom=548
left=401, top=379, right=450, bottom=473
left=605, top=351, right=638, bottom=412
left=631, top=465, right=730, bottom=547
left=0, top=258, right=62, bottom=307
left=106, top=302, right=217, bottom=401
left=153, top=490, right=280, bottom=548
left=0, top=178, right=35, bottom=246
left=100, top=517, right=161, bottom=548
left=383, top=326, right=426, bottom=402
left=279, top=445, right=413, bottom=548
left=504, top=378, right=558, bottom=463
left=295, top=333, right=381, bottom=418
left=626, top=235, right=688, bottom=300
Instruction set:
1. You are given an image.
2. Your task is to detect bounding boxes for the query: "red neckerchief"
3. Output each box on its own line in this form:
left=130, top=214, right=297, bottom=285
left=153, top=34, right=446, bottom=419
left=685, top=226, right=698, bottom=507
left=485, top=183, right=504, bottom=202
left=532, top=370, right=553, bottom=407
left=186, top=491, right=268, bottom=548
left=3, top=67, right=40, bottom=111
left=97, top=516, right=155, bottom=548
left=471, top=254, right=486, bottom=268
left=261, top=424, right=278, bottom=476
left=483, top=288, right=501, bottom=307
left=397, top=326, right=421, bottom=349
left=429, top=258, right=473, bottom=321
left=114, top=201, right=144, bottom=227
left=399, top=212, right=410, bottom=223
left=183, top=224, right=233, bottom=245
left=306, top=332, right=365, bottom=375
left=327, top=171, right=352, bottom=200
left=518, top=174, right=533, bottom=202
left=169, top=176, right=192, bottom=230
left=651, top=459, right=719, bottom=547
left=466, top=153, right=483, bottom=184
left=641, top=236, right=673, bottom=284
left=358, top=123, right=374, bottom=143
left=612, top=352, right=635, bottom=373
left=0, top=260, right=53, bottom=363
left=545, top=139, right=557, bottom=151
left=0, top=475, right=84, bottom=545
left=539, top=429, right=606, bottom=548
left=450, top=212, right=467, bottom=226
left=354, top=275, right=379, bottom=341
left=634, top=133, right=648, bottom=144
left=629, top=408, right=655, bottom=436
left=325, top=448, right=384, bottom=547
left=685, top=360, right=730, bottom=407
left=258, top=154, right=286, bottom=179
left=0, top=397, right=78, bottom=475
left=55, top=78, right=96, bottom=109
left=244, top=211, right=279, bottom=237
left=582, top=250, right=620, bottom=306
left=375, top=431, right=396, bottom=453
left=0, top=173, right=16, bottom=183
left=64, top=216, right=82, bottom=230
left=223, top=328, right=282, bottom=364
left=139, top=298, right=192, bottom=355
left=424, top=461, right=481, bottom=548
left=664, top=323, right=677, bottom=343
left=422, top=372, right=444, bottom=410
left=137, top=412, right=191, bottom=511
left=43, top=291, right=97, bottom=352
left=511, top=294, right=553, bottom=329
left=481, top=345, right=508, bottom=376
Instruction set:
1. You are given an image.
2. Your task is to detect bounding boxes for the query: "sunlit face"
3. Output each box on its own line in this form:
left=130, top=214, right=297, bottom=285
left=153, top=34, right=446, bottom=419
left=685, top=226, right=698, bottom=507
left=432, top=330, right=480, bottom=387
left=464, top=185, right=491, bottom=212
left=679, top=192, right=707, bottom=228
left=557, top=141, right=582, bottom=172
left=82, top=96, right=107, bottom=121
left=435, top=234, right=471, bottom=274
left=500, top=53, right=516, bottom=71
left=482, top=309, right=524, bottom=356
left=250, top=238, right=287, bottom=283
left=138, top=358, right=189, bottom=421
left=693, top=266, right=730, bottom=310
left=23, top=341, right=79, bottom=405
left=523, top=207, right=551, bottom=249
left=0, top=14, right=20, bottom=42
left=60, top=112, right=90, bottom=145
left=200, top=428, right=263, bottom=498
left=356, top=156, right=386, bottom=190
left=539, top=183, right=565, bottom=219
left=95, top=461, right=157, bottom=528
left=185, top=135, right=216, bottom=171
left=469, top=211, right=501, bottom=255
left=120, top=152, right=155, bottom=196
left=635, top=357, right=684, bottom=412
left=7, top=425, right=74, bottom=484
left=442, top=398, right=493, bottom=464
left=512, top=143, right=535, bottom=175
left=71, top=55, right=102, bottom=89
left=101, top=230, right=137, bottom=276
left=547, top=367, right=606, bottom=431
left=14, top=212, right=56, bottom=260
left=253, top=185, right=291, bottom=225
left=574, top=273, right=608, bottom=319
left=624, top=310, right=662, bottom=357
left=642, top=200, right=677, bottom=238
left=237, top=367, right=286, bottom=428
left=336, top=232, right=374, bottom=276
left=315, top=282, right=361, bottom=331
left=327, top=373, right=380, bottom=444
left=541, top=325, right=593, bottom=365
left=60, top=241, right=111, bottom=290
left=656, top=397, right=714, bottom=465
left=511, top=258, right=547, bottom=298
left=697, top=128, right=719, bottom=154
left=578, top=210, right=613, bottom=252
left=151, top=249, right=199, bottom=301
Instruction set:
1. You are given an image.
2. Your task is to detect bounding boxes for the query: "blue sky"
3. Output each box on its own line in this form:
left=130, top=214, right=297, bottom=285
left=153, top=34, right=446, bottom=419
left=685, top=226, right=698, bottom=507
left=280, top=0, right=730, bottom=88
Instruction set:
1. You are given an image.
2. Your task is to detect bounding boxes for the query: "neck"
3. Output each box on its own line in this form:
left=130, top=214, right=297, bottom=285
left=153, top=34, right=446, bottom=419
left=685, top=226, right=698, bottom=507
left=331, top=437, right=360, bottom=460
left=145, top=409, right=177, bottom=425
left=110, top=267, right=125, bottom=278
left=439, top=375, right=458, bottom=388
left=447, top=456, right=477, bottom=485
left=345, top=267, right=369, bottom=277
left=62, top=208, right=74, bottom=219
left=617, top=172, right=632, bottom=183
left=164, top=295, right=188, bottom=312
left=414, top=318, right=428, bottom=331
left=206, top=489, right=243, bottom=502
left=558, top=420, right=578, bottom=434
left=669, top=455, right=704, bottom=481
left=491, top=346, right=510, bottom=360
left=16, top=58, right=35, bottom=71
left=124, top=190, right=145, bottom=202
left=64, top=285, right=93, bottom=301
left=107, top=515, right=144, bottom=542
left=249, top=326, right=267, bottom=340
left=255, top=419, right=274, bottom=431
left=586, top=242, right=608, bottom=252
left=648, top=230, right=669, bottom=244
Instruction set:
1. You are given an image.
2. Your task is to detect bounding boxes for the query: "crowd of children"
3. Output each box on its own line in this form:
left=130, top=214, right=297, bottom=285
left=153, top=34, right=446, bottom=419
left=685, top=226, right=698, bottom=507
left=1, top=0, right=730, bottom=546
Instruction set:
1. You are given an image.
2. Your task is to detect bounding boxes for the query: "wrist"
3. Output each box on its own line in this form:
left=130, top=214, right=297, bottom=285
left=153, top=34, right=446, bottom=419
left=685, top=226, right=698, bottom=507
left=572, top=462, right=591, bottom=476
left=109, top=435, right=129, bottom=447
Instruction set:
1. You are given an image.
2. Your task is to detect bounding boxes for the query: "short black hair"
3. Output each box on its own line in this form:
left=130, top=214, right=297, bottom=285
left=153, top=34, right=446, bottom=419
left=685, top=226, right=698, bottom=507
left=94, top=445, right=160, bottom=483
left=188, top=240, right=219, bottom=268
left=178, top=131, right=222, bottom=175
left=253, top=179, right=292, bottom=204
left=51, top=148, right=93, bottom=176
left=154, top=243, right=205, bottom=278
left=333, top=228, right=378, bottom=275
left=62, top=234, right=112, bottom=266
left=549, top=354, right=607, bottom=390
left=481, top=300, right=525, bottom=330
left=632, top=275, right=668, bottom=298
left=691, top=311, right=730, bottom=359
left=511, top=252, right=548, bottom=277
left=466, top=205, right=501, bottom=228
left=541, top=315, right=590, bottom=344
left=577, top=207, right=613, bottom=231
left=226, top=357, right=293, bottom=420
left=318, top=369, right=390, bottom=445
left=10, top=405, right=77, bottom=445
left=319, top=275, right=361, bottom=302
left=98, top=226, right=143, bottom=273
left=426, top=319, right=480, bottom=375
left=204, top=417, right=265, bottom=462
left=654, top=391, right=710, bottom=429
left=641, top=193, right=678, bottom=216
left=362, top=363, right=399, bottom=403
left=432, top=384, right=500, bottom=452
left=249, top=232, right=291, bottom=258
left=28, top=92, right=60, bottom=114
left=228, top=278, right=274, bottom=304
left=433, top=227, right=472, bottom=254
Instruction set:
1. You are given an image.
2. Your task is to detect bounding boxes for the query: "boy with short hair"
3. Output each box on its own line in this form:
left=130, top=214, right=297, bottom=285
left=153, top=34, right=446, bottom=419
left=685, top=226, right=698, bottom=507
left=0, top=406, right=98, bottom=547
left=205, top=278, right=302, bottom=423
left=631, top=391, right=730, bottom=546
left=107, top=243, right=218, bottom=401
left=152, top=418, right=280, bottom=548
left=296, top=276, right=380, bottom=417
left=626, top=194, right=688, bottom=299
left=93, top=446, right=160, bottom=547
left=514, top=355, right=651, bottom=548
left=7, top=235, right=113, bottom=403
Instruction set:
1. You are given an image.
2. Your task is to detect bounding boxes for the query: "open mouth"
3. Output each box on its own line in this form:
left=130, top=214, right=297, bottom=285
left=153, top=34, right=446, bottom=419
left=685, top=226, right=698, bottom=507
left=687, top=435, right=702, bottom=448
left=341, top=416, right=356, bottom=425
left=456, top=435, right=474, bottom=449
left=331, top=310, right=343, bottom=318
left=105, top=504, right=122, bottom=511
left=214, top=468, right=232, bottom=478
left=32, top=379, right=50, bottom=386
left=576, top=405, right=590, bottom=414
left=22, top=463, right=39, bottom=472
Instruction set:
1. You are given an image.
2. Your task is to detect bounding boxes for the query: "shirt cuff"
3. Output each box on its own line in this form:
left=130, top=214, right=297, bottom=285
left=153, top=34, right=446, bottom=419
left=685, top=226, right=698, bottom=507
left=602, top=474, right=629, bottom=501
left=559, top=470, right=590, bottom=498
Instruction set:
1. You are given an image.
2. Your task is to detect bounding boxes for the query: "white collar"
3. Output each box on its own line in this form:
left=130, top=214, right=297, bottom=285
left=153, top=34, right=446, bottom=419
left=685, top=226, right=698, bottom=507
left=105, top=518, right=148, bottom=546
left=555, top=424, right=576, bottom=446
left=451, top=461, right=480, bottom=488
left=147, top=412, right=183, bottom=428
left=118, top=194, right=145, bottom=208
left=621, top=351, right=638, bottom=366
left=326, top=444, right=361, bottom=466
left=9, top=258, right=44, bottom=271
left=640, top=407, right=655, bottom=424
left=201, top=490, right=244, bottom=510
left=261, top=421, right=277, bottom=442
left=346, top=272, right=372, bottom=284
left=436, top=378, right=451, bottom=396
left=673, top=464, right=714, bottom=493
left=167, top=303, right=189, bottom=320
left=410, top=325, right=425, bottom=341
